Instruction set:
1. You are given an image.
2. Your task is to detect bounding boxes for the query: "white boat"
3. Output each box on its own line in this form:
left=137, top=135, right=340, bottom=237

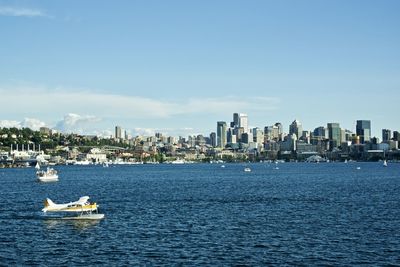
left=36, top=167, right=59, bottom=182
left=171, top=159, right=185, bottom=164
left=74, top=160, right=91, bottom=165
left=356, top=167, right=361, bottom=170
left=244, top=167, right=251, bottom=172
left=383, top=160, right=388, bottom=167
left=221, top=165, right=225, bottom=168
left=42, top=196, right=104, bottom=220
left=35, top=162, right=40, bottom=170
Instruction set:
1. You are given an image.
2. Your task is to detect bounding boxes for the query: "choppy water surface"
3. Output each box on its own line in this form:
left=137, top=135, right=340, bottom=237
left=1, top=162, right=399, bottom=265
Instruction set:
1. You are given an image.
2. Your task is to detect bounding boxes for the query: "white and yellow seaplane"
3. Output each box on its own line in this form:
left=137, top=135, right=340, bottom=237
left=42, top=196, right=104, bottom=220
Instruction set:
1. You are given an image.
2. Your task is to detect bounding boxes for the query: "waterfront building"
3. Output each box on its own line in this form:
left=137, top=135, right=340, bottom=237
left=382, top=129, right=391, bottom=142
left=217, top=121, right=227, bottom=148
left=394, top=131, right=400, bottom=141
left=280, top=133, right=297, bottom=151
left=327, top=123, right=341, bottom=149
left=167, top=136, right=176, bottom=145
left=301, top=130, right=310, bottom=144
left=234, top=127, right=245, bottom=143
left=227, top=128, right=234, bottom=144
left=313, top=126, right=326, bottom=140
left=289, top=120, right=303, bottom=140
left=274, top=123, right=283, bottom=136
left=253, top=127, right=264, bottom=145
left=344, top=130, right=353, bottom=142
left=231, top=135, right=237, bottom=144
left=356, top=120, right=371, bottom=144
left=341, top=129, right=346, bottom=143
left=264, top=123, right=282, bottom=141
left=210, top=132, right=216, bottom=147
left=241, top=133, right=251, bottom=144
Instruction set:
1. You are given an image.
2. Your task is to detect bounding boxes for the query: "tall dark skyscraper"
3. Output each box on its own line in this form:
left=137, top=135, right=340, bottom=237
left=382, top=129, right=391, bottom=142
left=327, top=123, right=341, bottom=149
left=217, top=121, right=227, bottom=148
left=232, top=113, right=240, bottom=128
left=115, top=126, right=122, bottom=139
left=313, top=126, right=326, bottom=139
left=289, top=119, right=303, bottom=139
left=210, top=132, right=216, bottom=147
left=356, top=120, right=371, bottom=144
left=393, top=131, right=400, bottom=141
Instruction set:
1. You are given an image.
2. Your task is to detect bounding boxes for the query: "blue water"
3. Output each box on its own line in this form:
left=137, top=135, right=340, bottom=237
left=1, top=163, right=399, bottom=265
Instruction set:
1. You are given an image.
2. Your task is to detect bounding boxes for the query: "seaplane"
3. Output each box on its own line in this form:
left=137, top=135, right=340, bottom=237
left=42, top=196, right=104, bottom=220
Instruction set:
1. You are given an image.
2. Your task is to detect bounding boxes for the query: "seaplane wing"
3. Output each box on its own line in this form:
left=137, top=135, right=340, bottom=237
left=75, top=196, right=90, bottom=206
left=42, top=196, right=98, bottom=213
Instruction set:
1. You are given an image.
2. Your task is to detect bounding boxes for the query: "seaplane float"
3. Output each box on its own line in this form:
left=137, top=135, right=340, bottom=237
left=42, top=196, right=104, bottom=220
left=36, top=162, right=59, bottom=182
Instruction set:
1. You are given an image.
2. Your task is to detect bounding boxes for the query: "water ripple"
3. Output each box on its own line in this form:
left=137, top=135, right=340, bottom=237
left=0, top=163, right=400, bottom=265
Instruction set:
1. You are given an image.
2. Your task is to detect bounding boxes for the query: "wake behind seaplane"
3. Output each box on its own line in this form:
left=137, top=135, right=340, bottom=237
left=42, top=196, right=104, bottom=220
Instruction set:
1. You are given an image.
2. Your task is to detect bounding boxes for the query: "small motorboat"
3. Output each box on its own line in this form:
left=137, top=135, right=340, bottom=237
left=36, top=167, right=59, bottom=182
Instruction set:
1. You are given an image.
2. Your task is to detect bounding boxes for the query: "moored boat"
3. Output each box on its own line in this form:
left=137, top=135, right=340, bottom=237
left=36, top=167, right=59, bottom=182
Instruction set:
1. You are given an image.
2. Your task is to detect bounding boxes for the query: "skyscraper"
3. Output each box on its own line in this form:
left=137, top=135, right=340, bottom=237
left=115, top=126, right=122, bottom=139
left=313, top=126, right=326, bottom=139
left=393, top=131, right=400, bottom=141
left=327, top=123, right=341, bottom=149
left=356, top=120, right=371, bottom=143
left=253, top=127, right=264, bottom=145
left=382, top=129, right=391, bottom=142
left=239, top=113, right=248, bottom=133
left=289, top=119, right=303, bottom=139
left=210, top=132, right=216, bottom=147
left=232, top=113, right=240, bottom=128
left=217, top=121, right=227, bottom=148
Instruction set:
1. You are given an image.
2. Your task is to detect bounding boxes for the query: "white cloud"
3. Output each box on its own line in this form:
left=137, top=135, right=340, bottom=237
left=55, top=113, right=101, bottom=134
left=0, top=6, right=47, bottom=17
left=21, top=118, right=46, bottom=130
left=131, top=127, right=203, bottom=137
left=0, top=120, right=21, bottom=128
left=0, top=85, right=281, bottom=136
left=0, top=86, right=280, bottom=120
left=133, top=128, right=156, bottom=137
left=0, top=118, right=46, bottom=130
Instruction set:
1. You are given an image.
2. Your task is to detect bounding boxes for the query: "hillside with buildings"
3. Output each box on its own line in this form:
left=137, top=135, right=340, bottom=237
left=1, top=114, right=400, bottom=167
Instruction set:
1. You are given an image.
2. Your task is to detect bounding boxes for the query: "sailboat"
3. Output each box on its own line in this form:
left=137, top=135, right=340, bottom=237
left=383, top=160, right=388, bottom=167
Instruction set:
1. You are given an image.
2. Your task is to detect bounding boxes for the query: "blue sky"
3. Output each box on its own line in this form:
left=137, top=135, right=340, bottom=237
left=0, top=0, right=399, bottom=138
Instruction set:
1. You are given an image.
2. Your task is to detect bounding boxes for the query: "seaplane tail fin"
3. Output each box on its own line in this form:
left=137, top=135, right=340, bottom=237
left=42, top=198, right=56, bottom=212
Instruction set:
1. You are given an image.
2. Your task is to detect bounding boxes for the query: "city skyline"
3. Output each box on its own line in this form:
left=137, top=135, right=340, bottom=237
left=1, top=1, right=399, bottom=137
